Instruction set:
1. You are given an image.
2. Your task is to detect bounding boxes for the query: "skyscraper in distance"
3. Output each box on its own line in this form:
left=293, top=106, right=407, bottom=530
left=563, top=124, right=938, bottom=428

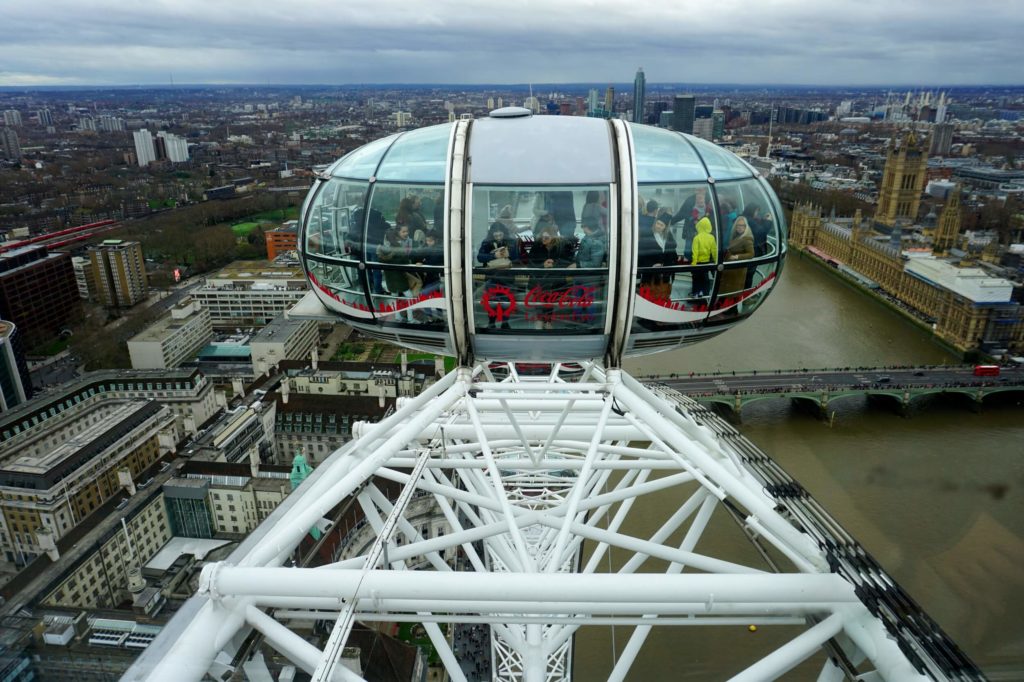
left=0, top=128, right=20, bottom=161
left=633, top=67, right=646, bottom=123
left=133, top=128, right=156, bottom=166
left=604, top=86, right=614, bottom=114
left=157, top=131, right=190, bottom=162
left=929, top=122, right=954, bottom=157
left=672, top=94, right=695, bottom=134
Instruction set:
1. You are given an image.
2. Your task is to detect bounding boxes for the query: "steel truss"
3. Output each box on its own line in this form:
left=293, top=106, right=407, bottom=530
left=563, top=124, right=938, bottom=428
left=129, top=363, right=933, bottom=681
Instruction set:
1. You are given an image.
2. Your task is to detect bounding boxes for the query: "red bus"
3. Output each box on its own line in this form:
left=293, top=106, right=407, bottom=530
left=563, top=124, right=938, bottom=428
left=973, top=365, right=1000, bottom=376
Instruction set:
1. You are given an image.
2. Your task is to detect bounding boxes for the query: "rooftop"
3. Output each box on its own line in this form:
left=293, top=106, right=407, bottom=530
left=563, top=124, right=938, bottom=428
left=0, top=399, right=161, bottom=481
left=129, top=305, right=209, bottom=343
left=205, top=260, right=305, bottom=282
left=251, top=317, right=313, bottom=343
left=144, top=537, right=232, bottom=573
left=905, top=257, right=1015, bottom=304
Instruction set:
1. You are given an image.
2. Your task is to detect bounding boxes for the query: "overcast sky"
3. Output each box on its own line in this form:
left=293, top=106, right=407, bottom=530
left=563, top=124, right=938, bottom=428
left=1, top=0, right=1020, bottom=87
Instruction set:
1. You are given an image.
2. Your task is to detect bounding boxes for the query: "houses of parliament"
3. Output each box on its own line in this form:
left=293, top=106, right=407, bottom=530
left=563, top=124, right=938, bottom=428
left=788, top=131, right=1024, bottom=356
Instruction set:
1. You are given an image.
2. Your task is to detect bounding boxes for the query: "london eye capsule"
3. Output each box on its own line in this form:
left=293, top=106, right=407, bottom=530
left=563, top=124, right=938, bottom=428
left=298, top=108, right=786, bottom=365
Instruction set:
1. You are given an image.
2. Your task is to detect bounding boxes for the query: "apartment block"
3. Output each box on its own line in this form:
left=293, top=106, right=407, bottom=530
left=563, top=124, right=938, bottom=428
left=128, top=300, right=214, bottom=369
left=88, top=240, right=147, bottom=307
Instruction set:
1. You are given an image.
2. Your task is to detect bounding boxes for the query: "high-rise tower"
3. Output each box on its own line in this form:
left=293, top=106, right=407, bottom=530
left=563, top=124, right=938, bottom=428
left=604, top=85, right=614, bottom=114
left=0, top=321, right=32, bottom=412
left=133, top=128, right=156, bottom=167
left=88, top=240, right=148, bottom=307
left=632, top=67, right=646, bottom=123
left=0, top=128, right=20, bottom=161
left=929, top=122, right=954, bottom=157
left=672, top=94, right=695, bottom=134
left=875, top=131, right=928, bottom=227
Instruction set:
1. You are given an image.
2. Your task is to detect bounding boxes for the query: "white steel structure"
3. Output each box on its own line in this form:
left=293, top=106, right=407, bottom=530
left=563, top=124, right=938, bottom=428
left=128, top=361, right=963, bottom=681
left=127, top=113, right=979, bottom=681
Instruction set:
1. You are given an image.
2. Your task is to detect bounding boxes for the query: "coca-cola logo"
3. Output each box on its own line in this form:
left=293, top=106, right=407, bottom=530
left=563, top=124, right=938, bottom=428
left=480, top=283, right=599, bottom=325
left=524, top=285, right=597, bottom=308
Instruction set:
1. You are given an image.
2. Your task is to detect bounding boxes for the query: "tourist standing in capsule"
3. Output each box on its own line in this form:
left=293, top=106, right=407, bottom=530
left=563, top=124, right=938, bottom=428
left=638, top=213, right=677, bottom=301
left=690, top=216, right=717, bottom=298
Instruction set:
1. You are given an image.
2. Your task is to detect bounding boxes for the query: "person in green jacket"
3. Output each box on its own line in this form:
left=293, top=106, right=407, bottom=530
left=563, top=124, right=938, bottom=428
left=690, top=216, right=717, bottom=297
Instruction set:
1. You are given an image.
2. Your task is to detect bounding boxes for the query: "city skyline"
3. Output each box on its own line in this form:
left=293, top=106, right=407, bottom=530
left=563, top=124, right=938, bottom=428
left=2, top=0, right=1022, bottom=88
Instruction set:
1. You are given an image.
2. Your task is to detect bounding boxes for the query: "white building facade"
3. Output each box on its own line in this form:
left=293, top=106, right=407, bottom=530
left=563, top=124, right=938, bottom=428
left=128, top=300, right=214, bottom=370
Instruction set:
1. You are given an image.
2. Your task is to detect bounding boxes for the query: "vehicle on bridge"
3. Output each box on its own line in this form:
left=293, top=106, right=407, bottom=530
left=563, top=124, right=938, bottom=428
left=974, top=364, right=1000, bottom=376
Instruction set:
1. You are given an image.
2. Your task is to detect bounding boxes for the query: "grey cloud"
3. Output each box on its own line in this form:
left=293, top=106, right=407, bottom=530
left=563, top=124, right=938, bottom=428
left=0, top=0, right=1021, bottom=85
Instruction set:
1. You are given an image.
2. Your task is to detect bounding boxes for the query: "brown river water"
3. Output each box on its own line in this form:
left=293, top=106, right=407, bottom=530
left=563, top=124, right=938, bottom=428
left=569, top=254, right=1024, bottom=679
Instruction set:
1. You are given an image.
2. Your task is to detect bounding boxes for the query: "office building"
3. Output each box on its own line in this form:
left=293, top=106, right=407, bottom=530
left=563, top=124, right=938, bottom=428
left=929, top=122, right=954, bottom=157
left=712, top=110, right=725, bottom=140
left=672, top=95, right=695, bottom=134
left=604, top=86, right=614, bottom=114
left=2, top=110, right=22, bottom=127
left=249, top=317, right=318, bottom=377
left=0, top=396, right=175, bottom=565
left=0, top=321, right=31, bottom=412
left=875, top=131, right=928, bottom=227
left=272, top=359, right=431, bottom=464
left=133, top=129, right=156, bottom=167
left=128, top=300, right=214, bottom=369
left=632, top=68, right=646, bottom=123
left=0, top=366, right=216, bottom=460
left=0, top=128, right=20, bottom=161
left=693, top=117, right=714, bottom=141
left=88, top=240, right=147, bottom=308
left=264, top=220, right=298, bottom=260
left=192, top=404, right=276, bottom=466
left=164, top=466, right=292, bottom=538
left=190, top=262, right=307, bottom=328
left=0, top=246, right=78, bottom=346
left=39, top=495, right=172, bottom=610
left=93, top=368, right=216, bottom=438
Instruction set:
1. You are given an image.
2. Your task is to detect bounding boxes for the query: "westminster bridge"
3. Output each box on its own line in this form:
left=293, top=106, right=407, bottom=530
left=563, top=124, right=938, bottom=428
left=647, top=365, right=1024, bottom=420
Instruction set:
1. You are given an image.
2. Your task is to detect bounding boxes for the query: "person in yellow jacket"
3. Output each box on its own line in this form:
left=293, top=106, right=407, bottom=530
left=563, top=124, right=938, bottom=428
left=690, top=216, right=717, bottom=297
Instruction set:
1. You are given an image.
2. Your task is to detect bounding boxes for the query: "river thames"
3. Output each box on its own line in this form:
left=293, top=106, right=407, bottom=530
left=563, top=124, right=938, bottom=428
left=572, top=254, right=1024, bottom=679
